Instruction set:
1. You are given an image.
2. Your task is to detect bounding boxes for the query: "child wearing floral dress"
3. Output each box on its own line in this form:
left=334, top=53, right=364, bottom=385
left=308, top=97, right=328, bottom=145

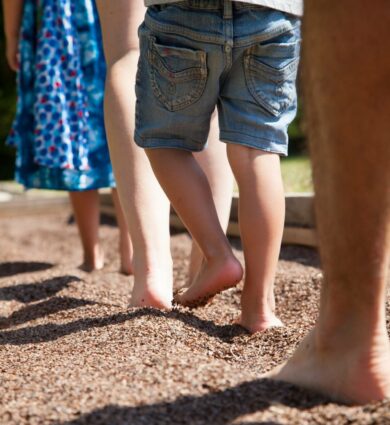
left=3, top=0, right=133, bottom=273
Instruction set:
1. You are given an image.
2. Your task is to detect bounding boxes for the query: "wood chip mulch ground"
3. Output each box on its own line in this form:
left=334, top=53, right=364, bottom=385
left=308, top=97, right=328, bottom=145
left=0, top=211, right=389, bottom=425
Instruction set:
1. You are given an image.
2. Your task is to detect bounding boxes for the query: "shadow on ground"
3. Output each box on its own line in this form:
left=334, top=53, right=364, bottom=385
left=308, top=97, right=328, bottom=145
left=59, top=379, right=329, bottom=425
left=0, top=261, right=54, bottom=278
left=0, top=275, right=81, bottom=303
left=0, top=308, right=247, bottom=345
left=0, top=296, right=95, bottom=329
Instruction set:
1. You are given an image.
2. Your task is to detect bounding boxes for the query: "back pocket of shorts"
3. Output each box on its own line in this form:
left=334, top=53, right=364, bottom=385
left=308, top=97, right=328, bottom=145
left=148, top=37, right=207, bottom=112
left=244, top=32, right=300, bottom=117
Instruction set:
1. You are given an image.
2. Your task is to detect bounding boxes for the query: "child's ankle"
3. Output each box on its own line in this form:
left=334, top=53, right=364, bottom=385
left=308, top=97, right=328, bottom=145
left=238, top=310, right=284, bottom=334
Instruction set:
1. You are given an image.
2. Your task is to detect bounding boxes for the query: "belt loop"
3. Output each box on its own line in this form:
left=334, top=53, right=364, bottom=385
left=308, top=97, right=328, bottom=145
left=223, top=0, right=233, bottom=19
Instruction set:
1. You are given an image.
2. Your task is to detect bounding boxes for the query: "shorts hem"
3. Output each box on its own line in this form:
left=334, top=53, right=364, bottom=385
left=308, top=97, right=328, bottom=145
left=134, top=132, right=205, bottom=152
left=220, top=130, right=288, bottom=156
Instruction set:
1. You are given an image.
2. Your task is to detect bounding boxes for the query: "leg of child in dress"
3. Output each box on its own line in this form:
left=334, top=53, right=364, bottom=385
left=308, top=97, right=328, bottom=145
left=69, top=190, right=104, bottom=272
left=96, top=0, right=173, bottom=309
left=69, top=189, right=133, bottom=274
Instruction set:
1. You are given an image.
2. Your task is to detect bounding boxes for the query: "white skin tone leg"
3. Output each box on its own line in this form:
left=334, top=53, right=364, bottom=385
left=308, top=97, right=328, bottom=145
left=69, top=190, right=104, bottom=272
left=264, top=0, right=390, bottom=404
left=95, top=2, right=234, bottom=305
left=147, top=142, right=285, bottom=331
left=227, top=145, right=285, bottom=333
left=69, top=189, right=133, bottom=274
left=95, top=1, right=173, bottom=309
left=146, top=147, right=243, bottom=308
left=189, top=111, right=234, bottom=286
left=111, top=189, right=134, bottom=275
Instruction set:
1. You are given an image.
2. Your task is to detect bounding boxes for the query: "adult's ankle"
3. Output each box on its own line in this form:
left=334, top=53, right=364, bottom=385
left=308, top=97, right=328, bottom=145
left=315, top=310, right=389, bottom=354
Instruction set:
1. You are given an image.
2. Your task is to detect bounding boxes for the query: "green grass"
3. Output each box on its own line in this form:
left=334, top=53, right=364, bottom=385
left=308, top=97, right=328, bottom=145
left=281, top=155, right=313, bottom=193
left=232, top=154, right=313, bottom=195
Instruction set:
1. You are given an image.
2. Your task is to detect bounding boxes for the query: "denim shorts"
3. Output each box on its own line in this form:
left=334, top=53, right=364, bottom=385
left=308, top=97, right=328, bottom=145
left=134, top=0, right=301, bottom=155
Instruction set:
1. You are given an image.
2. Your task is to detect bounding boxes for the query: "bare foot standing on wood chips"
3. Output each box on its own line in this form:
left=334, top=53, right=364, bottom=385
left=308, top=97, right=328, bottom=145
left=95, top=1, right=233, bottom=309
left=265, top=0, right=390, bottom=404
left=136, top=1, right=302, bottom=332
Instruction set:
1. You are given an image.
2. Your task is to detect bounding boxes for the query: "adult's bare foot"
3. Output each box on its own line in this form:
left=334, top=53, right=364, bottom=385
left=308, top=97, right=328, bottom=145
left=263, top=327, right=390, bottom=404
left=175, top=255, right=243, bottom=307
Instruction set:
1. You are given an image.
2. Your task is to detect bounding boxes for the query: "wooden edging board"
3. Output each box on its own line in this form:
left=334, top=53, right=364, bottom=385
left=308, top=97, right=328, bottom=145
left=101, top=192, right=315, bottom=228
left=168, top=214, right=318, bottom=248
left=101, top=193, right=318, bottom=248
left=0, top=192, right=317, bottom=247
left=0, top=196, right=71, bottom=218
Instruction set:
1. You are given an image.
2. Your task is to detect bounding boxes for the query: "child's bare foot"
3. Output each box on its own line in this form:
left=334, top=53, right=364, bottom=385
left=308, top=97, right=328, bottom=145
left=130, top=260, right=173, bottom=310
left=79, top=247, right=105, bottom=272
left=187, top=245, right=204, bottom=288
left=130, top=279, right=172, bottom=310
left=130, top=287, right=172, bottom=309
left=175, top=255, right=243, bottom=307
left=236, top=312, right=284, bottom=334
left=120, top=265, right=133, bottom=276
left=237, top=283, right=283, bottom=333
left=263, top=328, right=390, bottom=404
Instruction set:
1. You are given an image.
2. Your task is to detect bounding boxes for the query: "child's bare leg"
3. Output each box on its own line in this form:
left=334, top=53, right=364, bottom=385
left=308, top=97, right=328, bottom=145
left=227, top=145, right=284, bottom=333
left=111, top=189, right=133, bottom=275
left=265, top=0, right=390, bottom=403
left=96, top=0, right=172, bottom=309
left=69, top=190, right=104, bottom=272
left=189, top=112, right=234, bottom=285
left=146, top=148, right=243, bottom=307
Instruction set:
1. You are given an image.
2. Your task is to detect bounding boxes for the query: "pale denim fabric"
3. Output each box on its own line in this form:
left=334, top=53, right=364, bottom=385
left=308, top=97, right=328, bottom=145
left=135, top=0, right=301, bottom=156
left=144, top=0, right=303, bottom=17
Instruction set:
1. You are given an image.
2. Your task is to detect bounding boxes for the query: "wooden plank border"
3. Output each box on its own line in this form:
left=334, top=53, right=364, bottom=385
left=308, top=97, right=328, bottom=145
left=101, top=192, right=317, bottom=248
left=0, top=191, right=317, bottom=247
left=0, top=197, right=71, bottom=218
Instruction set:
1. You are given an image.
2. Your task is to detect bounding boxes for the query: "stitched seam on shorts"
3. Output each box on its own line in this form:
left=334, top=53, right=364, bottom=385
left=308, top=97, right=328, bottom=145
left=135, top=132, right=205, bottom=146
left=145, top=13, right=224, bottom=45
left=220, top=135, right=287, bottom=155
left=243, top=54, right=298, bottom=117
left=247, top=56, right=299, bottom=81
left=148, top=44, right=208, bottom=111
left=145, top=13, right=298, bottom=48
left=234, top=25, right=300, bottom=48
left=220, top=129, right=286, bottom=146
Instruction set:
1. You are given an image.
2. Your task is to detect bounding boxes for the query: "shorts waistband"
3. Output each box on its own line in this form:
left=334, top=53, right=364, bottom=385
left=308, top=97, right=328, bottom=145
left=164, top=1, right=267, bottom=11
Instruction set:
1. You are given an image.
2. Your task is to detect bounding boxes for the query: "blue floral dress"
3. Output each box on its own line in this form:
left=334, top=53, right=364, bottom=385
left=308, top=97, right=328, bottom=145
left=7, top=0, right=115, bottom=191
